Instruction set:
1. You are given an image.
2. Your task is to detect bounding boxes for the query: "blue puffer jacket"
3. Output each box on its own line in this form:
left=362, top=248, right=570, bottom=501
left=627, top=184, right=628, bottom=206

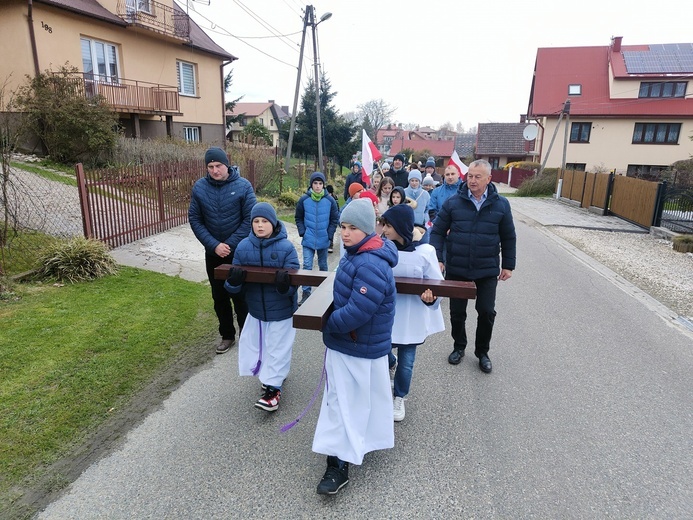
left=430, top=182, right=516, bottom=279
left=427, top=179, right=462, bottom=220
left=323, top=234, right=398, bottom=359
left=295, top=191, right=339, bottom=250
left=225, top=221, right=300, bottom=322
left=189, top=167, right=257, bottom=254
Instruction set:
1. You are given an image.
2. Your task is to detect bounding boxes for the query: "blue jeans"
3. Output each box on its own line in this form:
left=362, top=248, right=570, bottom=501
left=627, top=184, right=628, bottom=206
left=391, top=344, right=417, bottom=398
left=301, top=246, right=328, bottom=293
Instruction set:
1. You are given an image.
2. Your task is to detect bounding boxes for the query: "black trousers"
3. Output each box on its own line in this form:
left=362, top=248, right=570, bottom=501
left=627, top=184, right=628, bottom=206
left=447, top=274, right=498, bottom=358
left=205, top=253, right=248, bottom=340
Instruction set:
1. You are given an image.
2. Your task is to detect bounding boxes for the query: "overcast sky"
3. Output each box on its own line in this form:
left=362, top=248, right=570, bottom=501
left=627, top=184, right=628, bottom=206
left=182, top=0, right=691, bottom=132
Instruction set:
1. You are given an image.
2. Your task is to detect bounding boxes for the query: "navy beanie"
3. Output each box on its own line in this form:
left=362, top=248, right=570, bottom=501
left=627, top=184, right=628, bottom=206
left=425, top=158, right=436, bottom=168
left=204, top=147, right=229, bottom=167
left=251, top=202, right=278, bottom=229
left=381, top=204, right=414, bottom=245
left=394, top=153, right=405, bottom=163
left=309, top=171, right=326, bottom=186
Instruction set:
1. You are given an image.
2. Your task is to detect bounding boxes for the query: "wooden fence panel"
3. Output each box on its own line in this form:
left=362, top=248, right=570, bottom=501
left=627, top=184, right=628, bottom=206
left=592, top=173, right=611, bottom=210
left=582, top=172, right=596, bottom=208
left=610, top=175, right=660, bottom=228
left=568, top=170, right=586, bottom=203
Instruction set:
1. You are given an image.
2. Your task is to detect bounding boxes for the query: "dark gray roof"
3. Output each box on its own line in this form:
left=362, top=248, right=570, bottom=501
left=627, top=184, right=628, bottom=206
left=476, top=123, right=529, bottom=156
left=36, top=0, right=126, bottom=26
left=454, top=133, right=476, bottom=157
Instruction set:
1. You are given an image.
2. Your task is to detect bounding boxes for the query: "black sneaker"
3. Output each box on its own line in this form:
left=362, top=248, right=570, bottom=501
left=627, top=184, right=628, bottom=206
left=317, top=456, right=349, bottom=495
left=255, top=386, right=280, bottom=411
left=216, top=338, right=235, bottom=354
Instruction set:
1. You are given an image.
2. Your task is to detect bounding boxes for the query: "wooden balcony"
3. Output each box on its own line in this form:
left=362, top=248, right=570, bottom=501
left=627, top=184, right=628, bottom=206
left=117, top=0, right=190, bottom=41
left=59, top=74, right=181, bottom=115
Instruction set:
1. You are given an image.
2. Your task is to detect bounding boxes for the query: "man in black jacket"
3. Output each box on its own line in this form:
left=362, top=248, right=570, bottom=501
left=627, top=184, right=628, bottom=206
left=388, top=153, right=409, bottom=188
left=343, top=161, right=367, bottom=201
left=430, top=159, right=516, bottom=374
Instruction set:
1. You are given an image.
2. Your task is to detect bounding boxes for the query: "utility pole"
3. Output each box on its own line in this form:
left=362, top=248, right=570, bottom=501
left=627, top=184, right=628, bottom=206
left=284, top=7, right=309, bottom=174
left=310, top=6, right=323, bottom=171
left=284, top=6, right=331, bottom=174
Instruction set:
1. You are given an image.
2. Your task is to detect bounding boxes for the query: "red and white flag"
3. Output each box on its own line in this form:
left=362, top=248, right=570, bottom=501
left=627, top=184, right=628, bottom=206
left=448, top=150, right=468, bottom=180
left=361, top=129, right=382, bottom=185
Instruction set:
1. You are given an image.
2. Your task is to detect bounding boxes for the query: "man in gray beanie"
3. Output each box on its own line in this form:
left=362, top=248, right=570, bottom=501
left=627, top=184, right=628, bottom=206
left=189, top=146, right=257, bottom=354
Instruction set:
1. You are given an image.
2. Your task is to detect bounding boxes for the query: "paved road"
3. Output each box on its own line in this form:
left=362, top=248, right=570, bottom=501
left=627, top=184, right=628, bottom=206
left=39, top=196, right=693, bottom=519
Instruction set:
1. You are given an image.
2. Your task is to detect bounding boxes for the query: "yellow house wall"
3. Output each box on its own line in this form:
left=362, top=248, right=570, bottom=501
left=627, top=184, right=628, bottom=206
left=538, top=117, right=693, bottom=174
left=0, top=3, right=38, bottom=92
left=0, top=1, right=225, bottom=126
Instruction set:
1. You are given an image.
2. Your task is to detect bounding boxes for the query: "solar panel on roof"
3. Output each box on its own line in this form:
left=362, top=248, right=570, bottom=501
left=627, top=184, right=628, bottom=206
left=623, top=43, right=693, bottom=74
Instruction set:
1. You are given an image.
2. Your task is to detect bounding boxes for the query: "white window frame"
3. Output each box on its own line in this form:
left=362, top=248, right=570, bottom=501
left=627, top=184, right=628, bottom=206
left=568, top=84, right=582, bottom=96
left=81, top=37, right=120, bottom=84
left=177, top=61, right=197, bottom=97
left=126, top=0, right=152, bottom=14
left=183, top=126, right=200, bottom=142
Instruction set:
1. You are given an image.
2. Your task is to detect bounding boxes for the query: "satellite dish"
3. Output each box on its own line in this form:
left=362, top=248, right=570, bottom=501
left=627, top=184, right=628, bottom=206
left=523, top=124, right=538, bottom=141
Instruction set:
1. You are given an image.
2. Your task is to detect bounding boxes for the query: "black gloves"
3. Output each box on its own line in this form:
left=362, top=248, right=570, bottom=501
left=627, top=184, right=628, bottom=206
left=226, top=267, right=246, bottom=286
left=275, top=270, right=291, bottom=294
left=428, top=209, right=437, bottom=221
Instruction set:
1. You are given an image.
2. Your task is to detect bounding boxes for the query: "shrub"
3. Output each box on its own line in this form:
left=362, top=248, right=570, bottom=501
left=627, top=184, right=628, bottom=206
left=36, top=237, right=118, bottom=283
left=672, top=234, right=693, bottom=253
left=516, top=170, right=557, bottom=197
left=13, top=64, right=119, bottom=166
left=504, top=161, right=540, bottom=171
left=276, top=191, right=300, bottom=207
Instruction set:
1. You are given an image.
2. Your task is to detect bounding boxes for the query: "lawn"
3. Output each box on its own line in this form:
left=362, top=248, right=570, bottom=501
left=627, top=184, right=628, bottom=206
left=0, top=268, right=216, bottom=516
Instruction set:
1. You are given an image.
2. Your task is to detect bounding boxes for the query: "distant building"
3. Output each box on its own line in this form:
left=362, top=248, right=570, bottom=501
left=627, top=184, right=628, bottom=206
left=226, top=101, right=289, bottom=147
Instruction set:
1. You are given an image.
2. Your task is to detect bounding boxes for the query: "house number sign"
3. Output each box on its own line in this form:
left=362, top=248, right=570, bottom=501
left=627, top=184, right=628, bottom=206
left=41, top=21, right=53, bottom=34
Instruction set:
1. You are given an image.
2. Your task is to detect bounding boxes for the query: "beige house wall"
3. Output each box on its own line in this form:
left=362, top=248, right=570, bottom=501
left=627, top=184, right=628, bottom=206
left=538, top=117, right=693, bottom=174
left=608, top=66, right=641, bottom=99
left=0, top=1, right=225, bottom=130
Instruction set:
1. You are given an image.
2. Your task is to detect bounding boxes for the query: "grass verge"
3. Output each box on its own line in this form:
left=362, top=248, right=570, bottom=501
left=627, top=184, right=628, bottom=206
left=0, top=267, right=216, bottom=517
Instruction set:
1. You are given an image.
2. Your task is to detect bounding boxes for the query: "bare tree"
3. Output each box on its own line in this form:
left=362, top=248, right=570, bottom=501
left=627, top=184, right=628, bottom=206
left=357, top=99, right=396, bottom=142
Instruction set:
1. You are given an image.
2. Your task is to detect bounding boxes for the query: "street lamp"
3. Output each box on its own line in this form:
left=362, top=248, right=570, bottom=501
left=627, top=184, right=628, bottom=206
left=284, top=6, right=331, bottom=175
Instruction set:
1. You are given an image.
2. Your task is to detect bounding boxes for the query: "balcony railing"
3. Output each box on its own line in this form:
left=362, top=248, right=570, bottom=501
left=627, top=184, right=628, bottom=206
left=117, top=0, right=190, bottom=40
left=57, top=73, right=181, bottom=114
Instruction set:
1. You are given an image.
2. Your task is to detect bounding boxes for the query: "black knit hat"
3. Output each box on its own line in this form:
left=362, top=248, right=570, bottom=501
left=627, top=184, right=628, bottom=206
left=381, top=204, right=414, bottom=245
left=393, top=153, right=405, bottom=163
left=204, top=147, right=229, bottom=167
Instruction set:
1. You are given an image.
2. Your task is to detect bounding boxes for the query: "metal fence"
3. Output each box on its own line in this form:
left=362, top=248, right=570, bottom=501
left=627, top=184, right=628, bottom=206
left=0, top=162, right=82, bottom=274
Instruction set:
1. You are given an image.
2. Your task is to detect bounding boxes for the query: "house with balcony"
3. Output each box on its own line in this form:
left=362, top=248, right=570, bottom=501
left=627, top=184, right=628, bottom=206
left=528, top=37, right=693, bottom=176
left=0, top=0, right=236, bottom=145
left=226, top=101, right=290, bottom=147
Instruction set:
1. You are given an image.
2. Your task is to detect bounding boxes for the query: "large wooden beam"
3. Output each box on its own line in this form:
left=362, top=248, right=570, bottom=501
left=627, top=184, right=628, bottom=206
left=214, top=264, right=476, bottom=331
left=214, top=265, right=477, bottom=298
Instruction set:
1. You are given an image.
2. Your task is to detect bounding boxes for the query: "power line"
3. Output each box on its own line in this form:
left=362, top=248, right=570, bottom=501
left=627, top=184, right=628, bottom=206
left=232, top=0, right=300, bottom=53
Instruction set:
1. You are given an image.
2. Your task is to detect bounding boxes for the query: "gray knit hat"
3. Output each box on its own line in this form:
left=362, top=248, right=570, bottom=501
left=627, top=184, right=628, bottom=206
left=340, top=198, right=375, bottom=235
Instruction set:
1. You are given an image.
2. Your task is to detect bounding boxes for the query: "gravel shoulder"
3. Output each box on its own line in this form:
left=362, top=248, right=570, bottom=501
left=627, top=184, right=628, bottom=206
left=549, top=227, right=693, bottom=320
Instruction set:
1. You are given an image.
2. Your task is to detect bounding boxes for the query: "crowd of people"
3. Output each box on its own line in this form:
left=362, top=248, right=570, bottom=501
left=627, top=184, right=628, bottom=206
left=189, top=147, right=516, bottom=496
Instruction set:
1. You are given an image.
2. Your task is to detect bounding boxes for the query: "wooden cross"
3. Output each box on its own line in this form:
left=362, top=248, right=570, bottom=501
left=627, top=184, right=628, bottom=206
left=214, top=265, right=476, bottom=330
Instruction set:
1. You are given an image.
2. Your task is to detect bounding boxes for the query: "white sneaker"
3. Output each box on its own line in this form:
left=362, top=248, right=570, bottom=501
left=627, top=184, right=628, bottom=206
left=393, top=396, right=405, bottom=422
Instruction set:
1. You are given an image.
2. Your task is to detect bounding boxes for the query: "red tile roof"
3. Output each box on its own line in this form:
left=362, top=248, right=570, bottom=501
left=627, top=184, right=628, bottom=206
left=388, top=139, right=455, bottom=156
left=529, top=41, right=693, bottom=118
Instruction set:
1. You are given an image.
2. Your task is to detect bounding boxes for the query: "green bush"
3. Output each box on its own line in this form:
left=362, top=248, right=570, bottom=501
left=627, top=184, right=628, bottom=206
left=276, top=191, right=300, bottom=207
left=516, top=170, right=557, bottom=197
left=36, top=237, right=118, bottom=283
left=13, top=64, right=119, bottom=166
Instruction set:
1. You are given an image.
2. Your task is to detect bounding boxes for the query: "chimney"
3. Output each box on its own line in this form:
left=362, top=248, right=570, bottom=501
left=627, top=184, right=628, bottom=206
left=268, top=99, right=275, bottom=103
left=612, top=36, right=622, bottom=52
